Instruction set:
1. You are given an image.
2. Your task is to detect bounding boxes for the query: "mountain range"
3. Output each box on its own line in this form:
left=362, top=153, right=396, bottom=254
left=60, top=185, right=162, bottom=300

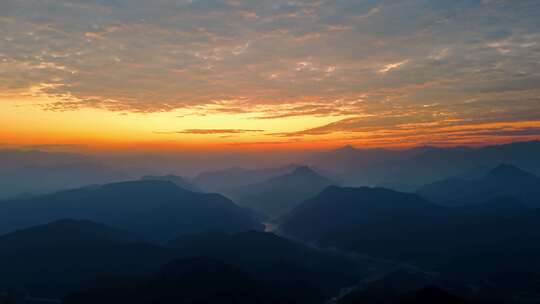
left=0, top=219, right=175, bottom=298
left=2, top=142, right=540, bottom=303
left=193, top=164, right=301, bottom=193
left=64, top=257, right=324, bottom=304
left=417, top=164, right=540, bottom=206
left=141, top=174, right=202, bottom=192
left=0, top=180, right=262, bottom=241
left=0, top=219, right=373, bottom=303
left=168, top=230, right=365, bottom=298
left=308, top=141, right=540, bottom=190
left=3, top=140, right=540, bottom=199
left=228, top=166, right=336, bottom=218
left=281, top=184, right=540, bottom=277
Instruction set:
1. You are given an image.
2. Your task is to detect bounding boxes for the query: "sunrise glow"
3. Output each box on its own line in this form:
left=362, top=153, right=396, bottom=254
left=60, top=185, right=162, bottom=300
left=1, top=1, right=539, bottom=152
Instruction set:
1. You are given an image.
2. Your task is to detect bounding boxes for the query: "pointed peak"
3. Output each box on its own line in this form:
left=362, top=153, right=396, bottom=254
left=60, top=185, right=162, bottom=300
left=320, top=185, right=342, bottom=194
left=486, top=164, right=535, bottom=180
left=143, top=174, right=184, bottom=181
left=490, top=163, right=525, bottom=174
left=282, top=163, right=303, bottom=170
left=292, top=165, right=317, bottom=175
left=337, top=144, right=357, bottom=152
left=164, top=174, right=184, bottom=179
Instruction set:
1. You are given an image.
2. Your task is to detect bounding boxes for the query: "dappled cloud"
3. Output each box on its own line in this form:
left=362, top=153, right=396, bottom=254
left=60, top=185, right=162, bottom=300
left=1, top=0, right=540, bottom=149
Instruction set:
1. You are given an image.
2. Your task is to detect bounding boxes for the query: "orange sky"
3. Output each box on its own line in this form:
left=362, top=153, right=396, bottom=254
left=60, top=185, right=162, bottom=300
left=1, top=92, right=351, bottom=152
left=2, top=88, right=540, bottom=152
left=2, top=0, right=540, bottom=152
left=3, top=91, right=539, bottom=152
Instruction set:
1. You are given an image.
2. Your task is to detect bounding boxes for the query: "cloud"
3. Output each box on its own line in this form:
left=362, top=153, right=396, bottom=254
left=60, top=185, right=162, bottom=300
left=0, top=0, right=539, bottom=145
left=22, top=144, right=88, bottom=151
left=378, top=60, right=409, bottom=74
left=273, top=111, right=540, bottom=146
left=155, top=129, right=265, bottom=135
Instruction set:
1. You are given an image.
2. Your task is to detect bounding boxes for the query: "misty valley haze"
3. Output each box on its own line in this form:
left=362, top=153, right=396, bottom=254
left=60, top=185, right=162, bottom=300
left=1, top=141, right=540, bottom=303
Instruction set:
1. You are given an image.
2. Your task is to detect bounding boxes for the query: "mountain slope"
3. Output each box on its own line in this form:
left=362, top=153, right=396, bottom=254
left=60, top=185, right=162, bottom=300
left=141, top=174, right=202, bottom=192
left=0, top=219, right=138, bottom=255
left=0, top=180, right=263, bottom=241
left=0, top=219, right=175, bottom=298
left=307, top=141, right=540, bottom=190
left=168, top=231, right=365, bottom=298
left=65, top=257, right=324, bottom=304
left=339, top=285, right=466, bottom=304
left=386, top=141, right=540, bottom=187
left=280, top=186, right=443, bottom=242
left=280, top=185, right=540, bottom=274
left=231, top=166, right=336, bottom=218
left=337, top=269, right=466, bottom=304
left=417, top=164, right=540, bottom=206
left=194, top=164, right=300, bottom=193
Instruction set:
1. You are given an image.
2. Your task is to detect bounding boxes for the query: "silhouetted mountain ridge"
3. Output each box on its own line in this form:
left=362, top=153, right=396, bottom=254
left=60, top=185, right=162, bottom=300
left=338, top=268, right=466, bottom=304
left=308, top=141, right=540, bottom=190
left=485, top=163, right=538, bottom=183
left=0, top=180, right=263, bottom=241
left=141, top=174, right=202, bottom=192
left=0, top=219, right=138, bottom=255
left=168, top=230, right=364, bottom=297
left=0, top=219, right=175, bottom=298
left=281, top=185, right=540, bottom=274
left=418, top=164, right=540, bottom=206
left=230, top=166, right=336, bottom=218
left=281, top=186, right=442, bottom=242
left=65, top=257, right=324, bottom=304
left=194, top=164, right=301, bottom=193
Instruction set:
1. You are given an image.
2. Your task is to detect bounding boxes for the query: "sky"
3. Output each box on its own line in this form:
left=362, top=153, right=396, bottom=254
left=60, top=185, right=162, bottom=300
left=1, top=0, right=540, bottom=152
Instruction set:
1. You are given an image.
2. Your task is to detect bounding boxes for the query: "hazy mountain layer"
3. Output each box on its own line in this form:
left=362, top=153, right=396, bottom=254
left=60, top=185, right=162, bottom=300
left=230, top=166, right=336, bottom=218
left=0, top=180, right=263, bottom=241
left=417, top=164, right=540, bottom=206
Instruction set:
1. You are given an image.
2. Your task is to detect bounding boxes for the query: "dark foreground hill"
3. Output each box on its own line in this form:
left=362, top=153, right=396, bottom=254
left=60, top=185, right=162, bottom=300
left=339, top=285, right=467, bottom=304
left=0, top=221, right=374, bottom=303
left=337, top=267, right=540, bottom=304
left=280, top=186, right=443, bottom=243
left=65, top=257, right=324, bottom=304
left=280, top=186, right=540, bottom=276
left=0, top=219, right=175, bottom=298
left=168, top=230, right=366, bottom=298
left=0, top=180, right=263, bottom=241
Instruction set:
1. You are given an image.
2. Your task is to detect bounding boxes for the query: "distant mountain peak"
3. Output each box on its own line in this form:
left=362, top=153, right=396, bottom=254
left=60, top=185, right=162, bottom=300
left=101, top=179, right=181, bottom=192
left=0, top=179, right=263, bottom=241
left=292, top=165, right=317, bottom=176
left=141, top=174, right=202, bottom=192
left=339, top=144, right=357, bottom=151
left=486, top=164, right=536, bottom=180
left=19, top=218, right=104, bottom=232
left=322, top=184, right=342, bottom=192
left=0, top=218, right=138, bottom=248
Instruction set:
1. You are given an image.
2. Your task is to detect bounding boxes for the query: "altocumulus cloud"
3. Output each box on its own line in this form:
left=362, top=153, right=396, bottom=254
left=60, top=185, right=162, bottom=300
left=0, top=0, right=539, bottom=139
left=154, top=129, right=265, bottom=135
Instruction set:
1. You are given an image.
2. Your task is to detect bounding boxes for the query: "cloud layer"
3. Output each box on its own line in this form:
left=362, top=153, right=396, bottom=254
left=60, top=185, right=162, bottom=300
left=1, top=0, right=540, bottom=146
